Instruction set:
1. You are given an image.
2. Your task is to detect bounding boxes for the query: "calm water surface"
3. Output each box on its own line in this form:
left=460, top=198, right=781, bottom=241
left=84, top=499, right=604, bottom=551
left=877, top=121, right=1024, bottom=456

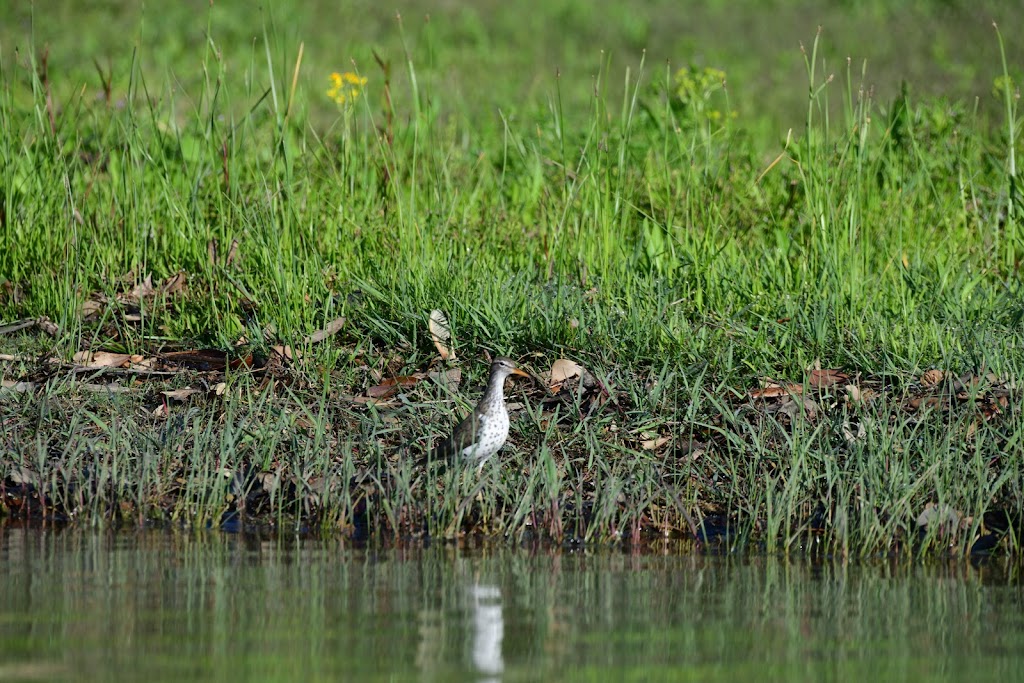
left=1, top=527, right=1022, bottom=682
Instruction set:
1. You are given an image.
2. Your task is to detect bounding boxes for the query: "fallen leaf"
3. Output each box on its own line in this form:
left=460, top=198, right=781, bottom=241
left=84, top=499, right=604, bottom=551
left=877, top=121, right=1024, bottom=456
left=916, top=502, right=966, bottom=532
left=73, top=351, right=131, bottom=368
left=130, top=356, right=158, bottom=370
left=256, top=471, right=279, bottom=495
left=306, top=316, right=346, bottom=344
left=641, top=435, right=671, bottom=450
left=161, top=387, right=201, bottom=402
left=674, top=438, right=708, bottom=459
left=81, top=299, right=103, bottom=319
left=429, top=309, right=455, bottom=360
left=129, top=274, right=155, bottom=300
left=1, top=380, right=37, bottom=393
left=920, top=369, right=944, bottom=387
left=213, top=382, right=228, bottom=396
left=428, top=367, right=462, bottom=389
left=766, top=395, right=818, bottom=421
left=749, top=382, right=803, bottom=399
left=272, top=345, right=297, bottom=361
left=36, top=317, right=58, bottom=336
left=366, top=375, right=422, bottom=399
left=8, top=466, right=38, bottom=485
left=808, top=368, right=849, bottom=389
left=548, top=358, right=583, bottom=390
left=909, top=396, right=944, bottom=411
left=842, top=420, right=866, bottom=444
left=161, top=271, right=188, bottom=296
left=79, top=383, right=135, bottom=394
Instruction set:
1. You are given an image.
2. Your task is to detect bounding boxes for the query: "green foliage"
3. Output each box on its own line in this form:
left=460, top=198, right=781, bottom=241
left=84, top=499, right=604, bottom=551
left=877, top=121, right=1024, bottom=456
left=1, top=0, right=1024, bottom=552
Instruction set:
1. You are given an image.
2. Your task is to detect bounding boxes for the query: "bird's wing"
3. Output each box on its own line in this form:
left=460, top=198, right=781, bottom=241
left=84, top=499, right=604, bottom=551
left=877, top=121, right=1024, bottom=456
left=431, top=409, right=480, bottom=460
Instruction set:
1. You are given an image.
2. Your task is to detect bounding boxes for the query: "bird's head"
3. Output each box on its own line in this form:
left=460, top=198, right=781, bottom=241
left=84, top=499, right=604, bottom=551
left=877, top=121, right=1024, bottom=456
left=490, top=356, right=530, bottom=381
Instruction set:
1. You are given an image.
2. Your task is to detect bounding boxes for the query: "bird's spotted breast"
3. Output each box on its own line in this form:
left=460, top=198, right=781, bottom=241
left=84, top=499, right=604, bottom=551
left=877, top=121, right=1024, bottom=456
left=460, top=409, right=510, bottom=462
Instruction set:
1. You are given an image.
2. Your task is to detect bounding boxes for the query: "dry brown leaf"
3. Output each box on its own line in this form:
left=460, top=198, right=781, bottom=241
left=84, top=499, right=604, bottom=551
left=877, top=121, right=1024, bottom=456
left=428, top=309, right=455, bottom=360
left=345, top=394, right=393, bottom=407
left=36, top=317, right=59, bottom=336
left=80, top=383, right=135, bottom=394
left=920, top=369, right=944, bottom=387
left=161, top=271, right=188, bottom=296
left=909, top=396, right=944, bottom=411
left=641, top=435, right=671, bottom=450
left=1, top=380, right=37, bottom=393
left=306, top=316, right=346, bottom=344
left=675, top=438, right=708, bottom=460
left=130, top=356, right=157, bottom=370
left=549, top=358, right=583, bottom=391
left=8, top=466, right=38, bottom=485
left=428, top=367, right=462, bottom=389
left=272, top=345, right=297, bottom=362
left=152, top=403, right=169, bottom=417
left=161, top=387, right=201, bottom=402
left=768, top=395, right=818, bottom=421
left=129, top=274, right=155, bottom=300
left=981, top=395, right=1009, bottom=420
left=213, top=382, right=228, bottom=396
left=73, top=351, right=131, bottom=368
left=842, top=420, right=866, bottom=444
left=916, top=502, right=966, bottom=532
left=366, top=375, right=422, bottom=399
left=256, top=471, right=279, bottom=495
left=808, top=368, right=849, bottom=389
left=81, top=299, right=103, bottom=319
left=749, top=382, right=803, bottom=399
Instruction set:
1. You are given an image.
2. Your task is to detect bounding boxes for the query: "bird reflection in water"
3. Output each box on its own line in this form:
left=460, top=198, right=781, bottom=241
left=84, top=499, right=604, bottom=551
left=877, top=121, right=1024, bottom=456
left=468, top=583, right=504, bottom=682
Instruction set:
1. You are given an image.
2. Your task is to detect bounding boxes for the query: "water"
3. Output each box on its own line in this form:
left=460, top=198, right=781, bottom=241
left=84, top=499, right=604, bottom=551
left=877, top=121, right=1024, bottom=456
left=2, top=527, right=1022, bottom=682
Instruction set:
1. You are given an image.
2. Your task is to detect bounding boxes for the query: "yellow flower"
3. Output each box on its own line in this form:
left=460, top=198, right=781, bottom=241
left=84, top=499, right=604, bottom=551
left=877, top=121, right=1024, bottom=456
left=327, top=71, right=368, bottom=106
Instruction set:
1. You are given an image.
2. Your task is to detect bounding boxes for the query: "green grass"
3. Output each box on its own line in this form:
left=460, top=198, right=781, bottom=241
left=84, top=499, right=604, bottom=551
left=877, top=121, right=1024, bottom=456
left=1, top=0, right=1023, bottom=556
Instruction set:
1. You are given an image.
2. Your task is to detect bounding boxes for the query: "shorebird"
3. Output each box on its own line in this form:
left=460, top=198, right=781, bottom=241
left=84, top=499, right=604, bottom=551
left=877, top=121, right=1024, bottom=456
left=422, top=357, right=529, bottom=468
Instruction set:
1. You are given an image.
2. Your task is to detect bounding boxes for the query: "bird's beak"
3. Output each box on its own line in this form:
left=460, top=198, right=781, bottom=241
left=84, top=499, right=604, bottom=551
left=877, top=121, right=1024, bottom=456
left=510, top=368, right=530, bottom=379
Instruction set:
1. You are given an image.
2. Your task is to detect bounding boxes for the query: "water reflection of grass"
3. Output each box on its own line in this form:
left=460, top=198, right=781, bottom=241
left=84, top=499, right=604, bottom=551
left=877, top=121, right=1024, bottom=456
left=6, top=534, right=1021, bottom=680
left=1, top=2, right=1023, bottom=554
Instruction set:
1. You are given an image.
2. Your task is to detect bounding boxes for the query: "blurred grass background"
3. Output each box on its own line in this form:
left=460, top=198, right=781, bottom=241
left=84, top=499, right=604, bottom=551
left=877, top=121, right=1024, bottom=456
left=4, top=0, right=1022, bottom=142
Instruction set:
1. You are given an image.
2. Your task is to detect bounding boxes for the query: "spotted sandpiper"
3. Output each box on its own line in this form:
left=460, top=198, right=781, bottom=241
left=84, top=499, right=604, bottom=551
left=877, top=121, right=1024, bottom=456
left=423, top=357, right=530, bottom=467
